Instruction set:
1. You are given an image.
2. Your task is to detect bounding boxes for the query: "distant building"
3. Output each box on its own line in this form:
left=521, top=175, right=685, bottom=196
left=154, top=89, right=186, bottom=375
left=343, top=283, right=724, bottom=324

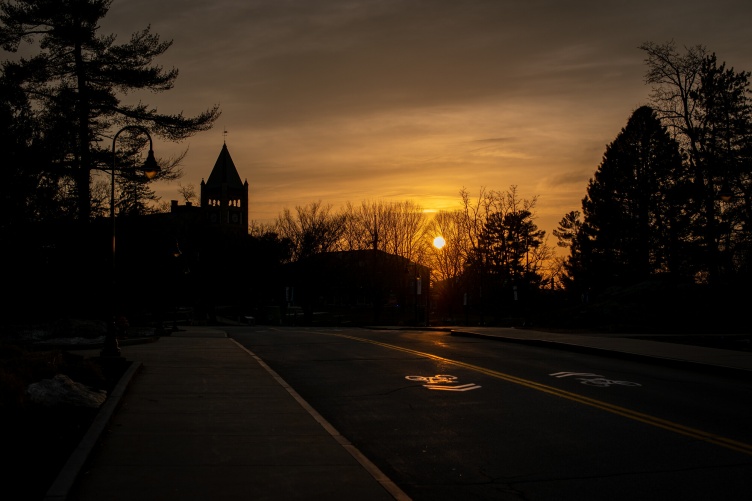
left=161, top=142, right=433, bottom=326
left=159, top=142, right=251, bottom=321
left=169, top=141, right=249, bottom=234
left=281, top=249, right=431, bottom=326
left=199, top=142, right=249, bottom=234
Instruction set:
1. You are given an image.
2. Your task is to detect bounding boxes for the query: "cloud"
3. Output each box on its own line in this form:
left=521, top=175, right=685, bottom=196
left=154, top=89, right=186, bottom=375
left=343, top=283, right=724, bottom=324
left=97, top=0, right=752, bottom=235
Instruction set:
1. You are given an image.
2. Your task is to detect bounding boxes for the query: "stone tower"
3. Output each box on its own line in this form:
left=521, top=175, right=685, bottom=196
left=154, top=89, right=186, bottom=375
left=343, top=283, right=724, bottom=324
left=200, top=142, right=249, bottom=233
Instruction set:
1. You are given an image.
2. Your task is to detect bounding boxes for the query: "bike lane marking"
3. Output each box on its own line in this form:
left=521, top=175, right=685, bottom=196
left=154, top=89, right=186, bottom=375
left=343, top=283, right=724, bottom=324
left=405, top=374, right=481, bottom=391
left=425, top=383, right=482, bottom=391
left=550, top=371, right=642, bottom=387
left=317, top=330, right=752, bottom=457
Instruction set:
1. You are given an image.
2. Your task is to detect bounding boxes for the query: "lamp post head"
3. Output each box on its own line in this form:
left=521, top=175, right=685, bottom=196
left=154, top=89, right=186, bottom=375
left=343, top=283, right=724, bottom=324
left=142, top=149, right=160, bottom=179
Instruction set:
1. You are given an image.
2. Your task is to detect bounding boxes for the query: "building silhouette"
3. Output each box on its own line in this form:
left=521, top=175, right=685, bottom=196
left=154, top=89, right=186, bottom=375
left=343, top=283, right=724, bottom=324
left=199, top=142, right=249, bottom=234
left=165, top=141, right=432, bottom=326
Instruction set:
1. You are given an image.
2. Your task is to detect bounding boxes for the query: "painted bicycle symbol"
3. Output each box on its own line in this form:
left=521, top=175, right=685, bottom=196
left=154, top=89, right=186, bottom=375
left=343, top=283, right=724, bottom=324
left=405, top=374, right=458, bottom=384
left=405, top=374, right=481, bottom=391
left=550, top=372, right=641, bottom=387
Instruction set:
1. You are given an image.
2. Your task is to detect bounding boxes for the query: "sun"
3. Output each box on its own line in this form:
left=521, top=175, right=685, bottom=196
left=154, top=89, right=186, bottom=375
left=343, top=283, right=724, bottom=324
left=433, top=236, right=446, bottom=249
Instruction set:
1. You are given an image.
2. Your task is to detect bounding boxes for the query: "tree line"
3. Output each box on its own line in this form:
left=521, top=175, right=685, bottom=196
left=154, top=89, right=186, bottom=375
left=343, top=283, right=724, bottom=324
left=248, top=187, right=553, bottom=325
left=256, top=41, right=752, bottom=328
left=557, top=42, right=751, bottom=298
left=3, top=2, right=749, bottom=329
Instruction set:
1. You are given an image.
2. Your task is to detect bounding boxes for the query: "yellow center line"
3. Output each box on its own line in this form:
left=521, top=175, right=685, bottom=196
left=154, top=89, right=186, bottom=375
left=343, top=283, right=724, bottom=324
left=321, top=331, right=752, bottom=456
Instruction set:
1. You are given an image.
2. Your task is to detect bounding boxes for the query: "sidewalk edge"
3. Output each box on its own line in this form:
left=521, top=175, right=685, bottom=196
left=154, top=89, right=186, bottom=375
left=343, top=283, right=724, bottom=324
left=44, top=360, right=143, bottom=501
left=230, top=338, right=412, bottom=501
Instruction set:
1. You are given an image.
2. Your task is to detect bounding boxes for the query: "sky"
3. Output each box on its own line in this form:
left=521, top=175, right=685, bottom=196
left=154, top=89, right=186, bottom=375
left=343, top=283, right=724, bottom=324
left=100, top=0, right=752, bottom=241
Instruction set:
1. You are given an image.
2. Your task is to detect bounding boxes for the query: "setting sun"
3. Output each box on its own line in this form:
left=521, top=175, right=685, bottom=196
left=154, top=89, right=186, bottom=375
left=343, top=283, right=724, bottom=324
left=433, top=236, right=446, bottom=249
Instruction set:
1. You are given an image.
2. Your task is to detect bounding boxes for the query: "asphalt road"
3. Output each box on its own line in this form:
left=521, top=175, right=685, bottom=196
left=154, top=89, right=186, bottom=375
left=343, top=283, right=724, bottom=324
left=228, top=325, right=752, bottom=501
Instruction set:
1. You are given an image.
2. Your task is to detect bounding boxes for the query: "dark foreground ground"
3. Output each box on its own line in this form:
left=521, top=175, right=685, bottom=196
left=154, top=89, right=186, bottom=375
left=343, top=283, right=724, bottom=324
left=1, top=326, right=750, bottom=501
left=0, top=339, right=132, bottom=501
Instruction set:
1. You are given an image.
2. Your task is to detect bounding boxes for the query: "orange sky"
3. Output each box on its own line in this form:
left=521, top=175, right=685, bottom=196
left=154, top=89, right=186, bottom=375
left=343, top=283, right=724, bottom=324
left=101, top=0, right=752, bottom=242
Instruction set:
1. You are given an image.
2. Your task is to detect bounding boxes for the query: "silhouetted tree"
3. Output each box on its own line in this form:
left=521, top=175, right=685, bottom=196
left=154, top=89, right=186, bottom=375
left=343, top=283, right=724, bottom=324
left=425, top=210, right=468, bottom=322
left=553, top=211, right=581, bottom=249
left=481, top=208, right=545, bottom=288
left=0, top=0, right=220, bottom=220
left=693, top=55, right=752, bottom=279
left=1, top=73, right=37, bottom=227
left=554, top=211, right=584, bottom=291
left=117, top=173, right=161, bottom=216
left=641, top=41, right=752, bottom=282
left=426, top=209, right=467, bottom=283
left=178, top=183, right=198, bottom=205
left=575, top=106, right=685, bottom=293
left=460, top=186, right=548, bottom=321
left=340, top=200, right=429, bottom=262
left=276, top=201, right=346, bottom=261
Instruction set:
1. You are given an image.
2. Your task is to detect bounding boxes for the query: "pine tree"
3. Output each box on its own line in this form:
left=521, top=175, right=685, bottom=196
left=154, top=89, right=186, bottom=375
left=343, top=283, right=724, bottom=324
left=482, top=209, right=544, bottom=285
left=576, top=106, right=685, bottom=293
left=641, top=41, right=752, bottom=282
left=0, top=0, right=220, bottom=220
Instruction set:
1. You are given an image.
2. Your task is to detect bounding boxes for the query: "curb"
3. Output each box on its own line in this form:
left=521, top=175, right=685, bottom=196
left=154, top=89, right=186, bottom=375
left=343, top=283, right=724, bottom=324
left=44, top=361, right=143, bottom=501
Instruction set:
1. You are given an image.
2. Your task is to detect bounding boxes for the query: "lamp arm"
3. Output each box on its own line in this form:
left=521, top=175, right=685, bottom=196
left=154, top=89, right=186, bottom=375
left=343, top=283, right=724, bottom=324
left=112, top=125, right=154, bottom=159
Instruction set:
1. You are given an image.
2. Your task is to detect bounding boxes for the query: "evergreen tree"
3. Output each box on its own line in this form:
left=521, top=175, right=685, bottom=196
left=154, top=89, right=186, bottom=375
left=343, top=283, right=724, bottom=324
left=0, top=0, right=220, bottom=220
left=554, top=211, right=582, bottom=291
left=482, top=209, right=544, bottom=286
left=693, top=55, right=752, bottom=279
left=641, top=41, right=752, bottom=282
left=1, top=73, right=37, bottom=227
left=576, top=106, right=685, bottom=293
left=553, top=211, right=581, bottom=249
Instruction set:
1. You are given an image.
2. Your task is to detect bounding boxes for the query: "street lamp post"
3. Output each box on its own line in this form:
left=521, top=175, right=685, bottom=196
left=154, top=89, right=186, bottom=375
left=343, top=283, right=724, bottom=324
left=101, top=126, right=160, bottom=358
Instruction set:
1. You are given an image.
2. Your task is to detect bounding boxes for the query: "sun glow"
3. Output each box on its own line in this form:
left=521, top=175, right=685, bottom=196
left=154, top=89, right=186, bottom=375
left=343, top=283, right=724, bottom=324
left=433, top=236, right=446, bottom=249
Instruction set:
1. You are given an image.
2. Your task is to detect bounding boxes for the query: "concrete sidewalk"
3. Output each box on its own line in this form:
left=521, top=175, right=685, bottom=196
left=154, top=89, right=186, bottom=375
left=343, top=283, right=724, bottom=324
left=48, top=329, right=407, bottom=501
left=46, top=325, right=751, bottom=501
